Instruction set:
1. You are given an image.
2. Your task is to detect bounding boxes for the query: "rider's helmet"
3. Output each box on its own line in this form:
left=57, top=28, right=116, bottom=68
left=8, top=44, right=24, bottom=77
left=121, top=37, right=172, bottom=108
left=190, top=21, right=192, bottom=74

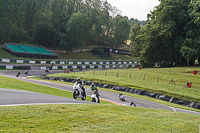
left=77, top=77, right=80, bottom=81
left=91, top=83, right=94, bottom=86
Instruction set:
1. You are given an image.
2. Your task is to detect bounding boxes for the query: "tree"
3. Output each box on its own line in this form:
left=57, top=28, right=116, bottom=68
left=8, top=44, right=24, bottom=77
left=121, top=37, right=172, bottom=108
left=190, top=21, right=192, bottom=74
left=138, top=0, right=191, bottom=67
left=0, top=0, right=127, bottom=51
left=0, top=0, right=11, bottom=42
left=112, top=15, right=130, bottom=48
left=34, top=24, right=56, bottom=48
left=51, top=0, right=82, bottom=49
left=58, top=32, right=73, bottom=54
left=82, top=0, right=113, bottom=45
left=60, top=12, right=91, bottom=52
left=130, top=21, right=142, bottom=56
left=181, top=0, right=200, bottom=65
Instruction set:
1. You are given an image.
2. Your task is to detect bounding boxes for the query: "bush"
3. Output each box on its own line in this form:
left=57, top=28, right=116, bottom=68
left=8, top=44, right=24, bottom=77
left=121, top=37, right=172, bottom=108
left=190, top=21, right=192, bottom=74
left=34, top=24, right=56, bottom=48
left=91, top=47, right=104, bottom=56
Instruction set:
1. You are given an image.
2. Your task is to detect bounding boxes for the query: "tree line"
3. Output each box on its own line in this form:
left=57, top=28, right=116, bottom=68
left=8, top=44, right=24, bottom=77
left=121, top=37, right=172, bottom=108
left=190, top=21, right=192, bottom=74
left=0, top=0, right=131, bottom=53
left=130, top=0, right=200, bottom=67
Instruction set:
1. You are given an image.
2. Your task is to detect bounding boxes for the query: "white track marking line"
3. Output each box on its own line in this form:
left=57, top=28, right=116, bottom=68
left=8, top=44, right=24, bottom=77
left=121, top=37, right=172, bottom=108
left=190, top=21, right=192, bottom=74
left=0, top=103, right=87, bottom=107
left=168, top=106, right=176, bottom=112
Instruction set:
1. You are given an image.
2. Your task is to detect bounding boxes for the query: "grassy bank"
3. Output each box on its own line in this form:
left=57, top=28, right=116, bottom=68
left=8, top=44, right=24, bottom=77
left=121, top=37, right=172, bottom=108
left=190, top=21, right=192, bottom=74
left=56, top=51, right=135, bottom=60
left=0, top=104, right=199, bottom=132
left=0, top=48, right=136, bottom=60
left=0, top=48, right=14, bottom=58
left=0, top=105, right=200, bottom=133
left=48, top=67, right=200, bottom=103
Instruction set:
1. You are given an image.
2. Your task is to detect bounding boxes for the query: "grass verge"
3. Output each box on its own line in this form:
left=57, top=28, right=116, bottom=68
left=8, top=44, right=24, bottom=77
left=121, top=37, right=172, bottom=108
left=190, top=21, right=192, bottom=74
left=0, top=104, right=199, bottom=132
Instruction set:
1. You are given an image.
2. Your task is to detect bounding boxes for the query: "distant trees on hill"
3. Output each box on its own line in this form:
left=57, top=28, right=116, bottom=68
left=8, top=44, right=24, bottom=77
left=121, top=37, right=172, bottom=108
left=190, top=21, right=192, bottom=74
left=129, top=18, right=146, bottom=26
left=0, top=0, right=131, bottom=54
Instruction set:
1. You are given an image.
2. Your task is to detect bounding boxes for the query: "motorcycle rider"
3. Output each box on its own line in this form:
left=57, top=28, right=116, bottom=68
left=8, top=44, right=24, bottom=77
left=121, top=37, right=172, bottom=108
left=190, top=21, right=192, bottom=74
left=76, top=77, right=85, bottom=94
left=90, top=83, right=98, bottom=91
left=24, top=69, right=29, bottom=74
left=118, top=92, right=125, bottom=101
left=93, top=90, right=100, bottom=103
left=45, top=67, right=49, bottom=72
left=94, top=90, right=99, bottom=98
left=79, top=66, right=82, bottom=71
left=118, top=92, right=122, bottom=97
left=130, top=101, right=136, bottom=107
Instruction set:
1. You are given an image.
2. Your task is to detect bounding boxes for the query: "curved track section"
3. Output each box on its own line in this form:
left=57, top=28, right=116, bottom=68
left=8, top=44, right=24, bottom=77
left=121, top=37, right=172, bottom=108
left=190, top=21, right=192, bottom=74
left=0, top=88, right=91, bottom=106
left=0, top=70, right=200, bottom=115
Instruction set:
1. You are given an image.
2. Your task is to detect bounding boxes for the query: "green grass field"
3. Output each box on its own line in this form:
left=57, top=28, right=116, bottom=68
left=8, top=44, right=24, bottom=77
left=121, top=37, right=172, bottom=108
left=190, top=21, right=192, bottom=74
left=0, top=104, right=200, bottom=132
left=48, top=67, right=200, bottom=103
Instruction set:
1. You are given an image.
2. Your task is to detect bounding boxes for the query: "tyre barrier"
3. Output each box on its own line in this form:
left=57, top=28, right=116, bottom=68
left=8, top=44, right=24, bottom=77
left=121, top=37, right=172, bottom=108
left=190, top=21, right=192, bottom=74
left=40, top=76, right=200, bottom=110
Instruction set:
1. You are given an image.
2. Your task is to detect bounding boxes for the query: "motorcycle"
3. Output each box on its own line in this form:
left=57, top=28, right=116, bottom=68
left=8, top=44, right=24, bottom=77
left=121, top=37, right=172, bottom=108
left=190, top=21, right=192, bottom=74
left=70, top=68, right=73, bottom=72
left=45, top=68, right=49, bottom=72
left=24, top=70, right=29, bottom=74
left=130, top=101, right=136, bottom=107
left=119, top=95, right=126, bottom=102
left=91, top=91, right=100, bottom=103
left=73, top=82, right=86, bottom=100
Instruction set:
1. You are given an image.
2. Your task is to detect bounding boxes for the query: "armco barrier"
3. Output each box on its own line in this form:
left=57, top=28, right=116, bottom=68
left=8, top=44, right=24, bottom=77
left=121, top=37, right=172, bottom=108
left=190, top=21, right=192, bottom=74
left=0, top=64, right=139, bottom=70
left=0, top=65, right=31, bottom=70
left=39, top=64, right=138, bottom=70
left=0, top=57, right=139, bottom=66
left=40, top=76, right=200, bottom=110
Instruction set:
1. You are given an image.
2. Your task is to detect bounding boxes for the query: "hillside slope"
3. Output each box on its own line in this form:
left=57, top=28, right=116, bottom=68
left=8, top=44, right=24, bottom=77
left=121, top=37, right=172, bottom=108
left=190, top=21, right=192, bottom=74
left=0, top=47, right=137, bottom=60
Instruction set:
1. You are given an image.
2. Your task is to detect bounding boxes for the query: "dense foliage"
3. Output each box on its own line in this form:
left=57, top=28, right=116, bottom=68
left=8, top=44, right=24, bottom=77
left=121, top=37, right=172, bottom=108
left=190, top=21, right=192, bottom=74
left=0, top=0, right=130, bottom=53
left=130, top=0, right=200, bottom=67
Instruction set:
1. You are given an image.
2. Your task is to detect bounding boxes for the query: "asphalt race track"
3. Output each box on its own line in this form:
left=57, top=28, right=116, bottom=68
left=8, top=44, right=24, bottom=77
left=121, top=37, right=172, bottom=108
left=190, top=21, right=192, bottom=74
left=0, top=88, right=91, bottom=106
left=0, top=69, right=200, bottom=115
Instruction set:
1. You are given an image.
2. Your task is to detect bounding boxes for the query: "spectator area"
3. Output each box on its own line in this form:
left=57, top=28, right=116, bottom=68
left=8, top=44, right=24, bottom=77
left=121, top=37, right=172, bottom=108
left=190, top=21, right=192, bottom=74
left=34, top=47, right=55, bottom=56
left=3, top=44, right=57, bottom=59
left=4, top=44, right=27, bottom=54
left=19, top=45, right=41, bottom=55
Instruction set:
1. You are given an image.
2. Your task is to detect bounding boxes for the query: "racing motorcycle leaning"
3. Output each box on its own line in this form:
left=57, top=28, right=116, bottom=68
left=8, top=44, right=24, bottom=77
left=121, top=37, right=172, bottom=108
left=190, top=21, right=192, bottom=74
left=73, top=82, right=86, bottom=100
left=119, top=94, right=126, bottom=102
left=91, top=90, right=100, bottom=103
